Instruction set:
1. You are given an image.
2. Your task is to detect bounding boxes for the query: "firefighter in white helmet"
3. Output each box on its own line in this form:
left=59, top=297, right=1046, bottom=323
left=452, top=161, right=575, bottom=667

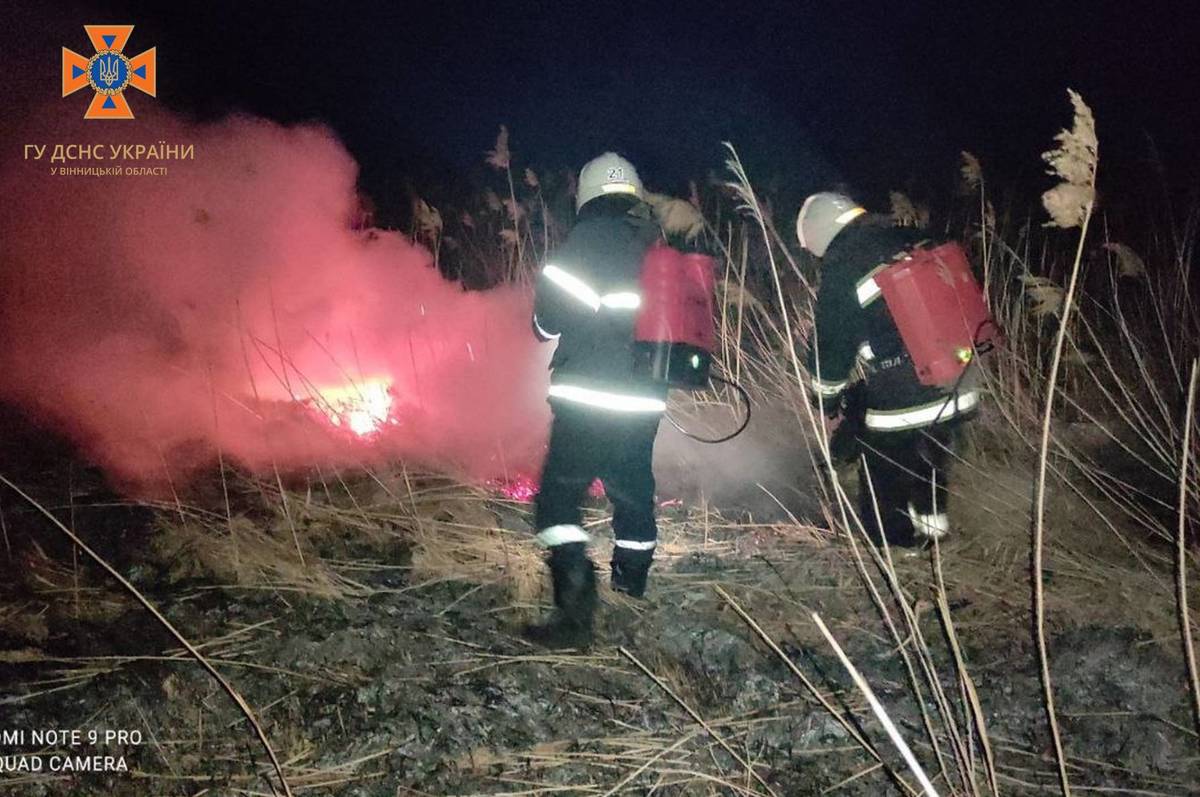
left=525, top=152, right=665, bottom=648
left=797, top=192, right=980, bottom=547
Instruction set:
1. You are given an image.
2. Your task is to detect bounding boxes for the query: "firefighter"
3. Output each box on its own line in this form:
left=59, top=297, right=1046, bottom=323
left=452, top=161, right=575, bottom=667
left=525, top=152, right=666, bottom=648
left=797, top=192, right=980, bottom=547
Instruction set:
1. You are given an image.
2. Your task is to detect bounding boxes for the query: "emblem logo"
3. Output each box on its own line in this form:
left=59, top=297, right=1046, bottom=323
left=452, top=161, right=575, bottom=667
left=62, top=25, right=156, bottom=120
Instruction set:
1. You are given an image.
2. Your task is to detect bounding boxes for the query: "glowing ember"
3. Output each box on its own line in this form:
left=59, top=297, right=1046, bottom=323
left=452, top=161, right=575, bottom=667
left=313, top=378, right=394, bottom=437
left=495, top=474, right=539, bottom=502
left=492, top=475, right=606, bottom=503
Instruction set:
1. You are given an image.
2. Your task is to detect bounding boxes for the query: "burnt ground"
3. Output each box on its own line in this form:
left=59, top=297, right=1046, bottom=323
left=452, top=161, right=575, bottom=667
left=1, top=405, right=1199, bottom=796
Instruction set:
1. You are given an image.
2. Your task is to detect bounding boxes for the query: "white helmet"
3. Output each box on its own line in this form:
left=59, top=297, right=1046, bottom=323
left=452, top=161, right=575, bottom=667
left=576, top=152, right=644, bottom=212
left=796, top=192, right=867, bottom=257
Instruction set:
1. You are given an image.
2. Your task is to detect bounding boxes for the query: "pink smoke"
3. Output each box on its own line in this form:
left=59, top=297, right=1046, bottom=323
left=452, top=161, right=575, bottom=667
left=0, top=105, right=552, bottom=492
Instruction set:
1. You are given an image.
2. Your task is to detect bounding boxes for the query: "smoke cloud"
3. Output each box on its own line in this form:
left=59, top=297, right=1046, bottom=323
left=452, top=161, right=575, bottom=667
left=0, top=104, right=552, bottom=492
left=654, top=402, right=820, bottom=521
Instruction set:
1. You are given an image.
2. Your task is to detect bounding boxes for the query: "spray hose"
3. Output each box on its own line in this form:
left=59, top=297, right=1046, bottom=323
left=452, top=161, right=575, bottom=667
left=666, top=371, right=752, bottom=444
left=665, top=315, right=997, bottom=445
left=929, top=317, right=1003, bottom=425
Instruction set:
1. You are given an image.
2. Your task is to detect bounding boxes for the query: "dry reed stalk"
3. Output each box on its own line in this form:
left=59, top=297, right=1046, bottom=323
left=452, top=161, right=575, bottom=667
left=1031, top=89, right=1098, bottom=797
left=0, top=475, right=294, bottom=797
left=711, top=585, right=917, bottom=795
left=820, top=454, right=995, bottom=795
left=810, top=612, right=940, bottom=796
left=962, top=152, right=991, bottom=301
left=734, top=230, right=750, bottom=384
left=897, top=592, right=974, bottom=790
left=1177, top=359, right=1200, bottom=744
left=722, top=144, right=806, bottom=397
left=833, top=455, right=978, bottom=787
left=844, top=466, right=956, bottom=790
left=485, top=125, right=525, bottom=276
left=0, top=502, right=10, bottom=561
left=722, top=143, right=841, bottom=511
left=932, top=541, right=1000, bottom=797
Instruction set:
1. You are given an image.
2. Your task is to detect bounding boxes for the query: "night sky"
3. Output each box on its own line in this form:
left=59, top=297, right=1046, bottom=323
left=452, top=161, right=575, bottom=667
left=10, top=1, right=1200, bottom=217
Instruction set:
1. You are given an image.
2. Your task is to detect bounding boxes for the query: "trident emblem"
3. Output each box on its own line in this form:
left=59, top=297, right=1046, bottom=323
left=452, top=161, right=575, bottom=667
left=96, top=55, right=121, bottom=88
left=62, top=25, right=156, bottom=120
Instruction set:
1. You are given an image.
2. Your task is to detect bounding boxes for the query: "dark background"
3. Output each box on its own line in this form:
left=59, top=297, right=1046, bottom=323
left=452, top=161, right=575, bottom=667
left=8, top=0, right=1200, bottom=221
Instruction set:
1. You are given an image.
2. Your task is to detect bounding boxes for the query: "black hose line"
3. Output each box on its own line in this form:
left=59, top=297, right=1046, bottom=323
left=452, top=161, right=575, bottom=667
left=666, top=372, right=752, bottom=444
left=667, top=316, right=999, bottom=446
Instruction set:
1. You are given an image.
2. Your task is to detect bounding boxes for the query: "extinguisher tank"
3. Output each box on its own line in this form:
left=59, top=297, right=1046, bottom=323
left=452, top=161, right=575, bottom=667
left=874, top=242, right=998, bottom=387
left=633, top=243, right=716, bottom=389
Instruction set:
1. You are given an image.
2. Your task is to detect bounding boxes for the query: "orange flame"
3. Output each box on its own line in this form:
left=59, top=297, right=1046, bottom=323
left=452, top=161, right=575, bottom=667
left=312, top=378, right=393, bottom=437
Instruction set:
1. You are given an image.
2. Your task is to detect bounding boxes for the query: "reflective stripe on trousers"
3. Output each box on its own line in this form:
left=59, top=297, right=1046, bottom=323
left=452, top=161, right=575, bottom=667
left=614, top=539, right=656, bottom=551
left=907, top=503, right=949, bottom=539
left=537, top=524, right=590, bottom=547
left=538, top=527, right=657, bottom=551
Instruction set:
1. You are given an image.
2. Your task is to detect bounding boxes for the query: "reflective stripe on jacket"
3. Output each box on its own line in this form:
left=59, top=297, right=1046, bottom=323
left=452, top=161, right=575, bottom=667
left=533, top=204, right=665, bottom=411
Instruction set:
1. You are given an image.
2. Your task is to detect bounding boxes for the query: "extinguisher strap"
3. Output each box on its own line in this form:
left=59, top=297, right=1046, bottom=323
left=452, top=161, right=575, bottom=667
left=855, top=266, right=887, bottom=307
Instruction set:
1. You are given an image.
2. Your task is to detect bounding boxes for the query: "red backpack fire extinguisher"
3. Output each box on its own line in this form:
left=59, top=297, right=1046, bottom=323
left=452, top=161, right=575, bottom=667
left=630, top=241, right=751, bottom=443
left=632, top=242, right=717, bottom=389
left=873, top=242, right=1000, bottom=387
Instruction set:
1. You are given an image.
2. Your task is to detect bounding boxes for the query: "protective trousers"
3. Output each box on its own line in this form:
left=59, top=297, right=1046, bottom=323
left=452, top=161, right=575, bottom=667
left=534, top=401, right=661, bottom=553
left=857, top=421, right=960, bottom=546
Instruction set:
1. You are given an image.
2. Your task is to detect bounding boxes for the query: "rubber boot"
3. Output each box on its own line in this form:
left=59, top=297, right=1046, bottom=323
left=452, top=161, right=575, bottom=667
left=610, top=546, right=653, bottom=598
left=524, top=542, right=597, bottom=649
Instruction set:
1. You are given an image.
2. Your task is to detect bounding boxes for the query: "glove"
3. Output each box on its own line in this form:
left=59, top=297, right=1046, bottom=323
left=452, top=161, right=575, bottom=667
left=810, top=390, right=844, bottom=420
left=828, top=411, right=863, bottom=465
left=822, top=394, right=845, bottom=420
left=828, top=382, right=867, bottom=464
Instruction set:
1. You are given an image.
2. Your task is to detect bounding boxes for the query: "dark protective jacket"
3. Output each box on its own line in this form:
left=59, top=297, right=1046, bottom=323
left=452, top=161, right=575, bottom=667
left=807, top=221, right=980, bottom=432
left=533, top=199, right=666, bottom=409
